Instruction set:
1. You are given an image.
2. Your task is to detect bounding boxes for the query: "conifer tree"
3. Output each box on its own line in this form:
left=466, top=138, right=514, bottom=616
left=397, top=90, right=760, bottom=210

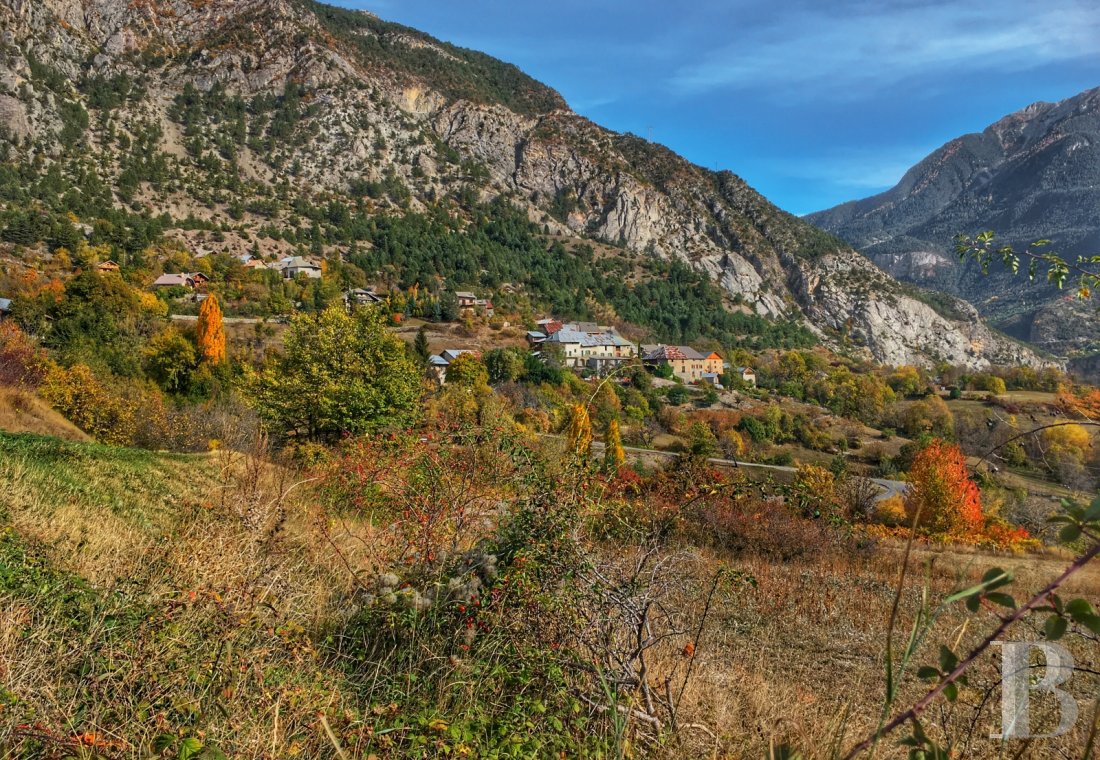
left=414, top=325, right=430, bottom=362
left=196, top=293, right=226, bottom=365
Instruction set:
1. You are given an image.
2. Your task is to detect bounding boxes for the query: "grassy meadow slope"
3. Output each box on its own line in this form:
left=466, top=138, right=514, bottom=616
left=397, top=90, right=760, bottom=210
left=1, top=430, right=1097, bottom=758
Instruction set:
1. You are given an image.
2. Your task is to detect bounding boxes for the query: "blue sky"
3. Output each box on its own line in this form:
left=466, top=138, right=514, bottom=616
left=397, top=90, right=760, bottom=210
left=333, top=0, right=1100, bottom=215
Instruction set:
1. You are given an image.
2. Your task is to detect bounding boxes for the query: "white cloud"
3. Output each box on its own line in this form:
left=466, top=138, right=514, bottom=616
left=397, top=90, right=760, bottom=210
left=671, top=0, right=1100, bottom=98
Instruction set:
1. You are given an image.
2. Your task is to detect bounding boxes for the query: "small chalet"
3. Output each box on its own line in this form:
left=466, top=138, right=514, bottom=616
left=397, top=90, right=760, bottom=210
left=96, top=260, right=120, bottom=273
left=454, top=291, right=494, bottom=317
left=152, top=273, right=195, bottom=290
left=454, top=291, right=478, bottom=308
left=0, top=297, right=11, bottom=321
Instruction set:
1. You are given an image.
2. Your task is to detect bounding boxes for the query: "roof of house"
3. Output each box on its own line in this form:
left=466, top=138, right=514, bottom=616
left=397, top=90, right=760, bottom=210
left=735, top=366, right=755, bottom=373
left=544, top=329, right=587, bottom=345
left=454, top=291, right=476, bottom=299
left=152, top=273, right=192, bottom=287
left=705, top=352, right=723, bottom=360
left=643, top=345, right=706, bottom=361
left=0, top=298, right=11, bottom=312
left=428, top=355, right=449, bottom=366
left=347, top=287, right=382, bottom=301
left=526, top=331, right=546, bottom=339
left=439, top=349, right=475, bottom=363
left=279, top=256, right=321, bottom=270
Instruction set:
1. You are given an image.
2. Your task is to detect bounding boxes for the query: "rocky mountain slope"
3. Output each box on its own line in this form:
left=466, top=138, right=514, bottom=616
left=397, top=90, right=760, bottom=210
left=808, top=88, right=1100, bottom=360
left=0, top=0, right=1046, bottom=369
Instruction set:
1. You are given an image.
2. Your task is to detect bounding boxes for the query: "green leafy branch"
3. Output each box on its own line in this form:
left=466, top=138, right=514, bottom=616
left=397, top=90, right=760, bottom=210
left=955, top=231, right=1100, bottom=299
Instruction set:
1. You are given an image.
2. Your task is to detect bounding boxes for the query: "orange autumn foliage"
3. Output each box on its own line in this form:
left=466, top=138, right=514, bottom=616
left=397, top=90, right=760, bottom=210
left=904, top=439, right=983, bottom=539
left=1057, top=388, right=1100, bottom=419
left=196, top=294, right=226, bottom=365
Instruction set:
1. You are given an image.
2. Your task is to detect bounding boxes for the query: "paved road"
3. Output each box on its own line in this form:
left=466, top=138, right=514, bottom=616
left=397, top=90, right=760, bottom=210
left=170, top=314, right=266, bottom=325
left=588, top=439, right=908, bottom=502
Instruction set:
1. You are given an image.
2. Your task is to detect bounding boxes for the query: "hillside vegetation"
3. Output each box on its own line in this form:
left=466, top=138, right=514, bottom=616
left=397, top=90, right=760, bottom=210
left=0, top=0, right=1043, bottom=369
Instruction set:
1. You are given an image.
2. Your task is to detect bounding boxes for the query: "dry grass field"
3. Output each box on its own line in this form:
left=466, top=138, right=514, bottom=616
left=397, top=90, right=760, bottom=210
left=0, top=431, right=1097, bottom=758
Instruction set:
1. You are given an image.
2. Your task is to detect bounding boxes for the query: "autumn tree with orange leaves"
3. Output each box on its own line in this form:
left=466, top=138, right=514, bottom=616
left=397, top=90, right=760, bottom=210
left=196, top=294, right=226, bottom=365
left=904, top=439, right=983, bottom=538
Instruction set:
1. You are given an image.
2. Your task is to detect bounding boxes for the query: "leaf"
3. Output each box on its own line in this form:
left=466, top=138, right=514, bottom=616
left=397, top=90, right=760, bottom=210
left=944, top=566, right=1012, bottom=606
left=985, top=592, right=1016, bottom=609
left=179, top=737, right=203, bottom=760
left=980, top=567, right=1012, bottom=589
left=1076, top=614, right=1100, bottom=636
left=943, top=682, right=959, bottom=703
left=917, top=666, right=941, bottom=681
left=1044, top=615, right=1068, bottom=641
left=1059, top=524, right=1082, bottom=543
left=1066, top=598, right=1095, bottom=619
left=938, top=646, right=958, bottom=674
left=1083, top=497, right=1100, bottom=523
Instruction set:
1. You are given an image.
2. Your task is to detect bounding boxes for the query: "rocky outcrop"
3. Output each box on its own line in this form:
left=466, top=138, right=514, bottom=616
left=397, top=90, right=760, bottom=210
left=0, top=0, right=1051, bottom=370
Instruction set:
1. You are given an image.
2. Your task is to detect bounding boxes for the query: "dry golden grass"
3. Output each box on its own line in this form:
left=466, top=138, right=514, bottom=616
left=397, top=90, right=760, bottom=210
left=659, top=542, right=1100, bottom=758
left=1, top=431, right=1097, bottom=758
left=0, top=387, right=89, bottom=442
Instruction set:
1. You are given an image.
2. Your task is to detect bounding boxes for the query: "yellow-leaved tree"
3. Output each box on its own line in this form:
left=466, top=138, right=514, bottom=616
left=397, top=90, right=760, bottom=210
left=604, top=418, right=625, bottom=472
left=567, top=403, right=592, bottom=459
left=196, top=294, right=226, bottom=365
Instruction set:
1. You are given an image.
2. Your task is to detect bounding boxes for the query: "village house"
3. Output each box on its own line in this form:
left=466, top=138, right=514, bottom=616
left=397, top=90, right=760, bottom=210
left=733, top=366, right=757, bottom=387
left=426, top=349, right=477, bottom=384
left=0, top=297, right=11, bottom=321
left=454, top=291, right=478, bottom=309
left=345, top=287, right=384, bottom=307
left=96, top=260, right=120, bottom=273
left=454, top=291, right=494, bottom=317
left=535, top=318, right=564, bottom=335
left=152, top=273, right=195, bottom=290
left=642, top=345, right=725, bottom=384
left=278, top=256, right=322, bottom=279
left=541, top=328, right=635, bottom=373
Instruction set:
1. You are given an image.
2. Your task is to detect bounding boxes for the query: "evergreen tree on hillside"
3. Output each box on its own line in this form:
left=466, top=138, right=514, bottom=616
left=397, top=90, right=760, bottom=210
left=413, top=325, right=430, bottom=363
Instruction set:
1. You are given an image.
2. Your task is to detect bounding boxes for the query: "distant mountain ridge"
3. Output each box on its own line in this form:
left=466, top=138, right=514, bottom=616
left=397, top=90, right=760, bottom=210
left=808, top=87, right=1100, bottom=361
left=0, top=0, right=1048, bottom=369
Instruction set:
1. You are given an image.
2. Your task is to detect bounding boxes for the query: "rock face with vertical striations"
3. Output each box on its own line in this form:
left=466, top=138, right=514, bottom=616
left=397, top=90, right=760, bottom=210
left=809, top=88, right=1100, bottom=362
left=0, top=0, right=1050, bottom=369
